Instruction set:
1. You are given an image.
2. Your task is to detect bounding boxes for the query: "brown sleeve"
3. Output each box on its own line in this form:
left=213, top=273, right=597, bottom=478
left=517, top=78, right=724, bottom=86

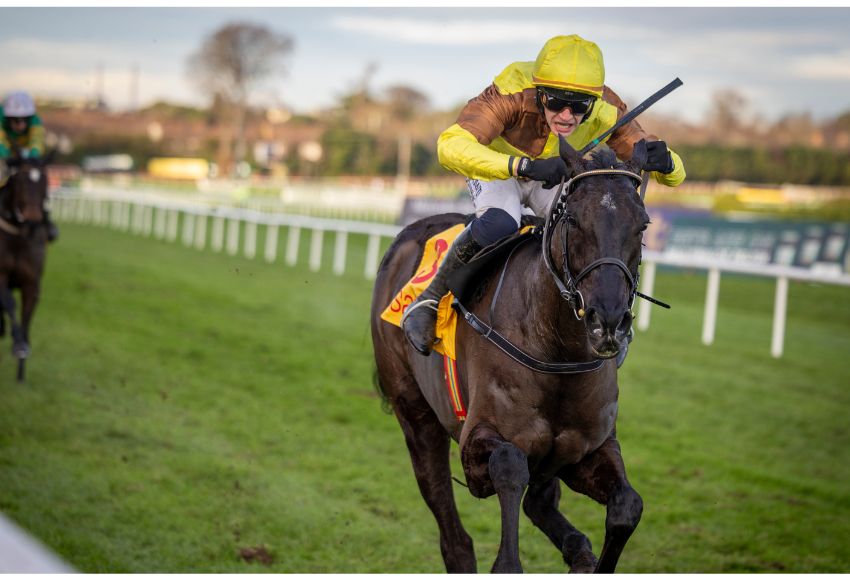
left=602, top=86, right=659, bottom=161
left=456, top=84, right=525, bottom=146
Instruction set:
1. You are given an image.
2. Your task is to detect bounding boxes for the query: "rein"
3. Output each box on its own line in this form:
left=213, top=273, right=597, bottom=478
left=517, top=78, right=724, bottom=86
left=0, top=216, right=22, bottom=236
left=454, top=167, right=668, bottom=375
left=453, top=235, right=605, bottom=374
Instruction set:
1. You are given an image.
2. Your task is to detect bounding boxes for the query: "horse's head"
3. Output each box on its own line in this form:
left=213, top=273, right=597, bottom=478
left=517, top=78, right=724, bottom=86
left=2, top=157, right=48, bottom=228
left=545, top=137, right=650, bottom=359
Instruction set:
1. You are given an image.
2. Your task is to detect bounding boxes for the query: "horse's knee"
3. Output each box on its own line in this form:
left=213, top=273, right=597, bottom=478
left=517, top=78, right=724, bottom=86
left=606, top=485, right=643, bottom=534
left=488, top=443, right=529, bottom=492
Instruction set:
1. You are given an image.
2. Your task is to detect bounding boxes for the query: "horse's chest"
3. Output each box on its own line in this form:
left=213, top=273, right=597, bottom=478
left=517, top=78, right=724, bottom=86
left=517, top=401, right=618, bottom=474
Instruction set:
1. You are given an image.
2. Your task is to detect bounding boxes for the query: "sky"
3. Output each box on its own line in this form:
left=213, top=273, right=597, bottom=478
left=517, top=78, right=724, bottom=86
left=1, top=6, right=850, bottom=124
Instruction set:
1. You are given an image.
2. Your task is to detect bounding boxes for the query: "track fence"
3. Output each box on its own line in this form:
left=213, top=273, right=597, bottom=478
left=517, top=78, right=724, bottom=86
left=52, top=189, right=850, bottom=359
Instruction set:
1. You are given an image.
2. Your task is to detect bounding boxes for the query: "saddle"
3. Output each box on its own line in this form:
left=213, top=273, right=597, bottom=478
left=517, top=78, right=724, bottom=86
left=381, top=217, right=541, bottom=361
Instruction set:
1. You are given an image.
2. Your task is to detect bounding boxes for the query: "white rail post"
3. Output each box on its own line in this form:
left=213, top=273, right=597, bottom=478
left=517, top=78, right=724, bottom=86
left=264, top=225, right=279, bottom=263
left=244, top=221, right=258, bottom=259
left=194, top=214, right=207, bottom=250
left=211, top=216, right=225, bottom=252
left=143, top=205, right=153, bottom=237
left=702, top=267, right=721, bottom=346
left=122, top=202, right=132, bottom=231
left=181, top=210, right=195, bottom=247
left=333, top=230, right=348, bottom=276
left=637, top=261, right=657, bottom=332
left=771, top=276, right=789, bottom=358
left=132, top=203, right=143, bottom=234
left=226, top=218, right=240, bottom=256
left=166, top=209, right=179, bottom=242
left=309, top=228, right=324, bottom=272
left=286, top=226, right=300, bottom=266
left=154, top=207, right=167, bottom=239
left=365, top=233, right=381, bottom=279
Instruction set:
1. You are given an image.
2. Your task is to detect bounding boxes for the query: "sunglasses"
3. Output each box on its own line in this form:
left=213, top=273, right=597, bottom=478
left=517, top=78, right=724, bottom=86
left=538, top=89, right=596, bottom=116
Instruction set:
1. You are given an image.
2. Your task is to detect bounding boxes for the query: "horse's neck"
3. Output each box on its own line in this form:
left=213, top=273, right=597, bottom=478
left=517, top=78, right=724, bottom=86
left=513, top=245, right=592, bottom=362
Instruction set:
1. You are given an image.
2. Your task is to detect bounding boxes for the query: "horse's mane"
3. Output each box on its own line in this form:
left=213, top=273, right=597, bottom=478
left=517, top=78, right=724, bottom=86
left=585, top=148, right=628, bottom=171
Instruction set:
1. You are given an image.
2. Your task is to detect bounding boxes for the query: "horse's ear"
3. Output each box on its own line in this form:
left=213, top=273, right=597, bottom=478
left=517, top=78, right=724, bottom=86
left=627, top=139, right=649, bottom=173
left=558, top=135, right=584, bottom=175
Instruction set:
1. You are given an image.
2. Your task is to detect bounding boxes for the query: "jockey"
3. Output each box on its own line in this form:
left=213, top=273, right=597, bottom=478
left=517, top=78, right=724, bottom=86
left=0, top=90, right=59, bottom=242
left=402, top=34, right=686, bottom=361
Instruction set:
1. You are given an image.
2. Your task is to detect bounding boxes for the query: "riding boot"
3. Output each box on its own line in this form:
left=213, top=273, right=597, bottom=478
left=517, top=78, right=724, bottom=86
left=44, top=210, right=59, bottom=242
left=615, top=327, right=634, bottom=368
left=402, top=226, right=482, bottom=355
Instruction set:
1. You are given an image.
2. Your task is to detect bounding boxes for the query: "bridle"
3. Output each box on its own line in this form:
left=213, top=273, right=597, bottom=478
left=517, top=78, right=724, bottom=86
left=542, top=169, right=645, bottom=321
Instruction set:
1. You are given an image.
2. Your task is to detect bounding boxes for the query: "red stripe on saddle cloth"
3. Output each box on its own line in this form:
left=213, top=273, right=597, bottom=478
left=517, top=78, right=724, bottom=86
left=442, top=355, right=466, bottom=420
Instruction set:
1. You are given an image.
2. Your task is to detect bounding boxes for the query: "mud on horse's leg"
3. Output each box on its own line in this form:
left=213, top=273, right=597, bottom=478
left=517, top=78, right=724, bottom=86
left=559, top=437, right=643, bottom=574
left=522, top=479, right=597, bottom=573
left=462, top=424, right=529, bottom=573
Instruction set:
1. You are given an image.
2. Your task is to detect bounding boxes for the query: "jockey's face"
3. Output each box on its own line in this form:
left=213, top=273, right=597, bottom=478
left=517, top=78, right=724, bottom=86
left=544, top=106, right=583, bottom=138
left=8, top=117, right=29, bottom=133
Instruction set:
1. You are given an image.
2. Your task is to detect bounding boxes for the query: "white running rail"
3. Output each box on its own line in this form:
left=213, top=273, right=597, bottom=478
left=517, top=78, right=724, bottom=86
left=52, top=189, right=850, bottom=359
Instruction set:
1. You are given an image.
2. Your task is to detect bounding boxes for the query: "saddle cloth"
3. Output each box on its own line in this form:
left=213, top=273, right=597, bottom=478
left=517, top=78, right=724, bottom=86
left=380, top=223, right=465, bottom=360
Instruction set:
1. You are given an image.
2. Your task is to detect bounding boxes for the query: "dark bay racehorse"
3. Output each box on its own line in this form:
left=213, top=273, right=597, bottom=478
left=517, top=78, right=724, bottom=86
left=0, top=157, right=49, bottom=382
left=371, top=138, right=651, bottom=573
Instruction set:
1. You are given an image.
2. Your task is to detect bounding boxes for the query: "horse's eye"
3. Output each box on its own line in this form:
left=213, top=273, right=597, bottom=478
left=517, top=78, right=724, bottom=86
left=566, top=214, right=578, bottom=227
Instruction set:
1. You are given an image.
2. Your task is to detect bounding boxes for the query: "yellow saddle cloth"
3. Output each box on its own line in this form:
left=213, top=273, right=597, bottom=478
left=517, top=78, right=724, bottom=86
left=380, top=223, right=465, bottom=360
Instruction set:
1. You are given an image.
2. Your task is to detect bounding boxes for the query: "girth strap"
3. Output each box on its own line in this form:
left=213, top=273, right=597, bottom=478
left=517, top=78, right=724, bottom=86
left=452, top=299, right=605, bottom=375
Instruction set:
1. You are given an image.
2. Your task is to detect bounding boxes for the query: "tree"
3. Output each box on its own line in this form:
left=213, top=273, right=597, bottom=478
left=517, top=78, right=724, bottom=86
left=384, top=85, right=430, bottom=121
left=187, top=22, right=293, bottom=174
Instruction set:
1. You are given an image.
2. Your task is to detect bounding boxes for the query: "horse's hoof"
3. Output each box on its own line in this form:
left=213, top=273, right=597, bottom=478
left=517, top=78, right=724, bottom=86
left=568, top=555, right=597, bottom=574
left=12, top=343, right=31, bottom=359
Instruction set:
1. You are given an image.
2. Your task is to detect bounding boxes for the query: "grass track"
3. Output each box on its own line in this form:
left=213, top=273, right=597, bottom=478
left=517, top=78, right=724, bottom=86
left=0, top=223, right=848, bottom=572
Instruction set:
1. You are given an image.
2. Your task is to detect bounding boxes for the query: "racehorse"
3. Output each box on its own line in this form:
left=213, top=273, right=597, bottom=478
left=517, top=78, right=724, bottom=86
left=0, top=156, right=49, bottom=382
left=370, top=137, right=651, bottom=573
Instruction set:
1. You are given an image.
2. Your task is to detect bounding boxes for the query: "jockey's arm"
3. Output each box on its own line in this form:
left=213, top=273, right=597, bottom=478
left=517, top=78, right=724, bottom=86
left=603, top=88, right=686, bottom=187
left=0, top=131, right=11, bottom=160
left=26, top=115, right=46, bottom=158
left=437, top=84, right=520, bottom=181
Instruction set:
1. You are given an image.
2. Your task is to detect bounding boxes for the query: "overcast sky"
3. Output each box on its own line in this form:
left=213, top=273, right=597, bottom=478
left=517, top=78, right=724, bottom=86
left=1, top=6, right=849, bottom=124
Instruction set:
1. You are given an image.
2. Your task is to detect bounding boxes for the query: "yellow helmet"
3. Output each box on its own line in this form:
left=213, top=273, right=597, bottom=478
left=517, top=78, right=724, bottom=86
left=532, top=35, right=605, bottom=98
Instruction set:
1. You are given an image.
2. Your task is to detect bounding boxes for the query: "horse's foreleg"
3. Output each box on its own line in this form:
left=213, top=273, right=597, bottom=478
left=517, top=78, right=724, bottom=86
left=560, top=437, right=643, bottom=574
left=462, top=424, right=529, bottom=573
left=18, top=279, right=40, bottom=356
left=522, top=479, right=597, bottom=573
left=0, top=285, right=24, bottom=348
left=393, top=389, right=476, bottom=573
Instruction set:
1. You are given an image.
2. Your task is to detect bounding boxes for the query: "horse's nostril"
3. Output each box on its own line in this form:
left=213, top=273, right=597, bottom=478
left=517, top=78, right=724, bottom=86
left=616, top=311, right=633, bottom=338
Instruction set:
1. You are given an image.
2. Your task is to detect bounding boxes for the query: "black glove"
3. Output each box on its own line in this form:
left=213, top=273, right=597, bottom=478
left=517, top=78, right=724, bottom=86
left=645, top=141, right=675, bottom=174
left=516, top=156, right=569, bottom=189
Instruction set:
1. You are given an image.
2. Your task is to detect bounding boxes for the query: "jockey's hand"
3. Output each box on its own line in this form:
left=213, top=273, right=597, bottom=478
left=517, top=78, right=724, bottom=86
left=517, top=156, right=569, bottom=189
left=645, top=141, right=675, bottom=174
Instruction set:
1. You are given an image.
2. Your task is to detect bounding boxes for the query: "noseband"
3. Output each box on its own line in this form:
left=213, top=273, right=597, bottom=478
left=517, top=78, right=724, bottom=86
left=542, top=169, right=644, bottom=320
